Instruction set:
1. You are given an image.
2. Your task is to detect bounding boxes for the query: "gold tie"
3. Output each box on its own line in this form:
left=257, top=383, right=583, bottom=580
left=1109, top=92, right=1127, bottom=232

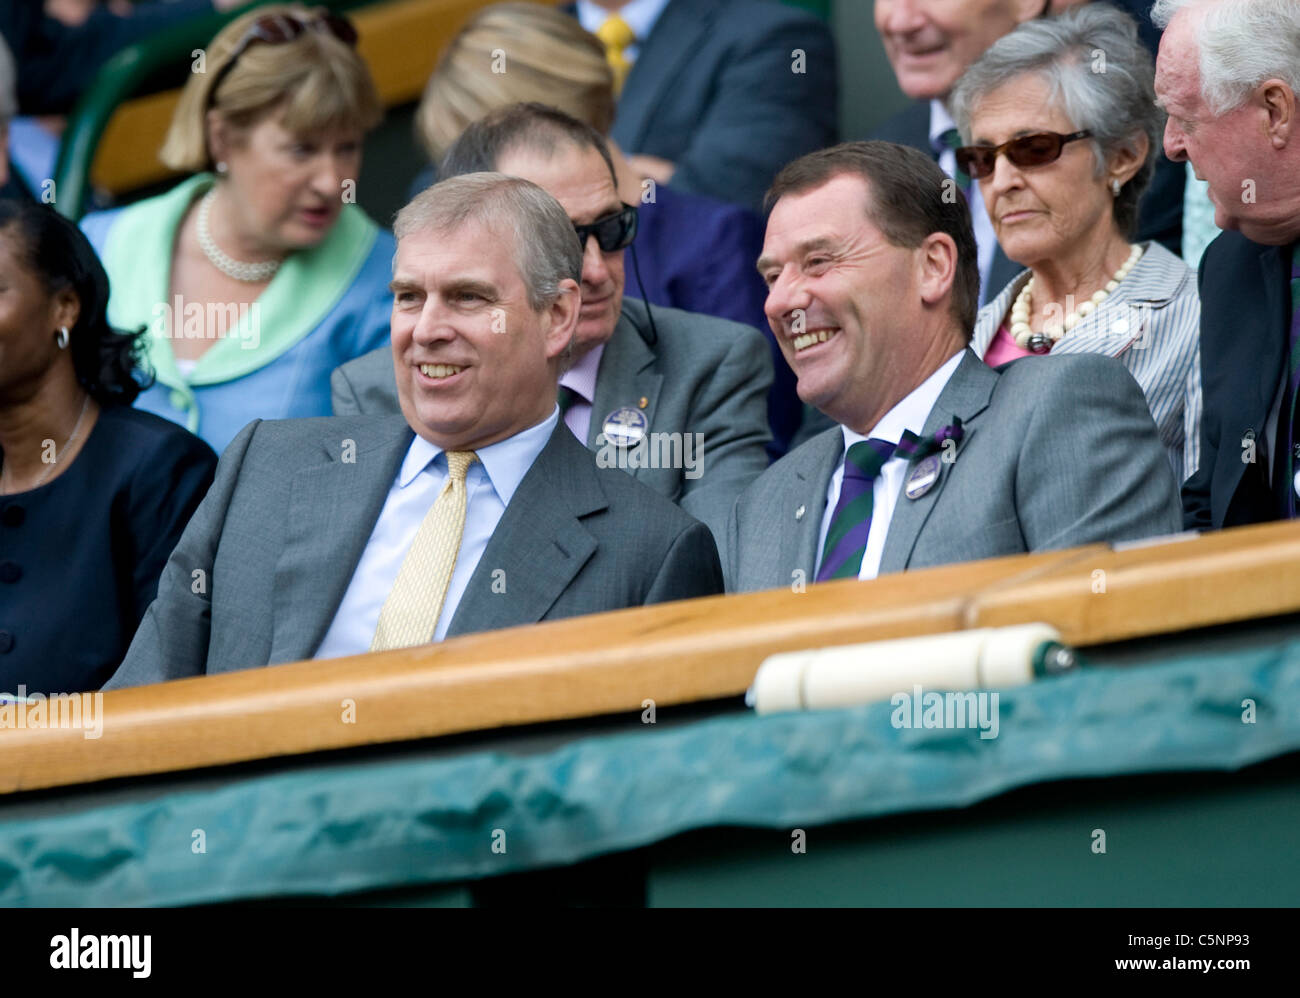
left=370, top=450, right=479, bottom=651
left=595, top=14, right=636, bottom=95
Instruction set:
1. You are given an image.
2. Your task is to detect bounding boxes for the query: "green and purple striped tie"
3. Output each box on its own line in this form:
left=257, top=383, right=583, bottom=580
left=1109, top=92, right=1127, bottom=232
left=817, top=423, right=963, bottom=581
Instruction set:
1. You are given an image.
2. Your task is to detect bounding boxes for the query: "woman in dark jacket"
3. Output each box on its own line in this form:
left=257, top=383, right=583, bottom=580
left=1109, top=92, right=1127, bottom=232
left=0, top=199, right=216, bottom=693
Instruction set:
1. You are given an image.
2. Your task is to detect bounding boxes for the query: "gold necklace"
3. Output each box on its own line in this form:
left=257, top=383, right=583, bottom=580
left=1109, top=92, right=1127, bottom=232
left=0, top=394, right=91, bottom=496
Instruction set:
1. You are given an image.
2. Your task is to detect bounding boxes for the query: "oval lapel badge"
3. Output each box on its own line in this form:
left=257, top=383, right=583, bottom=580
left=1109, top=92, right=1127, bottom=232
left=602, top=406, right=648, bottom=448
left=904, top=454, right=941, bottom=500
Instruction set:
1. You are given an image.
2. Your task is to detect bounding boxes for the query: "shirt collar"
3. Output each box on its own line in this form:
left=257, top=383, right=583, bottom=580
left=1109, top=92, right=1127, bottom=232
left=575, top=0, right=670, bottom=40
left=929, top=100, right=958, bottom=149
left=841, top=351, right=965, bottom=453
left=398, top=407, right=560, bottom=505
left=559, top=341, right=605, bottom=404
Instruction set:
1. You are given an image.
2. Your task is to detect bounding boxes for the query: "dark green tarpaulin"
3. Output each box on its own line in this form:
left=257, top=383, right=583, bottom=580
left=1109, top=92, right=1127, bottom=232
left=1, top=641, right=1297, bottom=906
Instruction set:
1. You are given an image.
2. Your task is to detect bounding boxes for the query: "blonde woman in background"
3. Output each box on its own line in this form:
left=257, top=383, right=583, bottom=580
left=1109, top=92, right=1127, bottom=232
left=81, top=5, right=392, bottom=453
left=410, top=2, right=800, bottom=457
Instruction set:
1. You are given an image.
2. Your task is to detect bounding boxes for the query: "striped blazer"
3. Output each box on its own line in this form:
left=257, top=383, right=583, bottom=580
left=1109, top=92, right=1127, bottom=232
left=972, top=241, right=1202, bottom=484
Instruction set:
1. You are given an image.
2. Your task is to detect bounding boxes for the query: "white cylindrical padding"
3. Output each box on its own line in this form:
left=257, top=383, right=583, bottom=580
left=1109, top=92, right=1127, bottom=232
left=749, top=623, right=1062, bottom=715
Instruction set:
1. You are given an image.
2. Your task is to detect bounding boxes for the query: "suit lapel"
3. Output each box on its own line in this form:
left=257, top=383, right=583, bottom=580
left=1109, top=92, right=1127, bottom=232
left=784, top=429, right=843, bottom=580
left=446, top=426, right=605, bottom=637
left=271, top=418, right=414, bottom=662
left=614, top=0, right=718, bottom=150
left=879, top=352, right=996, bottom=574
left=587, top=302, right=664, bottom=467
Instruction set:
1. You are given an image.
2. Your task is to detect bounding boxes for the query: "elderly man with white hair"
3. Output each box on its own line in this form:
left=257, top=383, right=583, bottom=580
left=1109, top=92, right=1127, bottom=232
left=1153, top=0, right=1300, bottom=529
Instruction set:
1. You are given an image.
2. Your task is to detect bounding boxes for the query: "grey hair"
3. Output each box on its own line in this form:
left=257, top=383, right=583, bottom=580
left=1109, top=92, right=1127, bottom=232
left=0, top=35, right=16, bottom=124
left=393, top=172, right=582, bottom=313
left=949, top=4, right=1161, bottom=238
left=1152, top=0, right=1300, bottom=115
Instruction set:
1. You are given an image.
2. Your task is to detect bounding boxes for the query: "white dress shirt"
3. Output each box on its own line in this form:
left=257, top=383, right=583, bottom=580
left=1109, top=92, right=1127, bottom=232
left=575, top=0, right=671, bottom=62
left=558, top=342, right=605, bottom=443
left=314, top=408, right=560, bottom=658
left=931, top=101, right=998, bottom=305
left=815, top=351, right=965, bottom=581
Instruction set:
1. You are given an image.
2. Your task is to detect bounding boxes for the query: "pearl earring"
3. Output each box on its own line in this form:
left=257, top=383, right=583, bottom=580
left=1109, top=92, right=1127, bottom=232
left=1110, top=178, right=1121, bottom=196
left=216, top=161, right=228, bottom=175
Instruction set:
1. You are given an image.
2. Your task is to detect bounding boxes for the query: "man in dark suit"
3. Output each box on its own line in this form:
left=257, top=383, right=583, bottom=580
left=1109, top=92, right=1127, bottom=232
left=1154, top=0, right=1300, bottom=528
left=333, top=104, right=773, bottom=541
left=105, top=174, right=722, bottom=688
left=571, top=0, right=838, bottom=213
left=728, top=142, right=1180, bottom=592
left=870, top=0, right=1183, bottom=303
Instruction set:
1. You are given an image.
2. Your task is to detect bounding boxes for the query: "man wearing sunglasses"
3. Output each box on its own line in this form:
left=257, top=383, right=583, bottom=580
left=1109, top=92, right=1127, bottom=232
left=332, top=103, right=772, bottom=542
left=726, top=141, right=1181, bottom=593
left=1154, top=0, right=1300, bottom=530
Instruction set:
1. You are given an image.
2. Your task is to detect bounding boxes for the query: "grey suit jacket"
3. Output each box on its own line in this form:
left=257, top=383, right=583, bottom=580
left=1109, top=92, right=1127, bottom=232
left=726, top=350, right=1183, bottom=593
left=331, top=297, right=773, bottom=541
left=107, top=415, right=723, bottom=688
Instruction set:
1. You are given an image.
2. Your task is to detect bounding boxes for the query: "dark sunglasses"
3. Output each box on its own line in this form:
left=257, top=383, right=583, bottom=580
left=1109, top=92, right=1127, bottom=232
left=954, top=130, right=1092, bottom=180
left=573, top=204, right=639, bottom=253
left=207, top=11, right=359, bottom=107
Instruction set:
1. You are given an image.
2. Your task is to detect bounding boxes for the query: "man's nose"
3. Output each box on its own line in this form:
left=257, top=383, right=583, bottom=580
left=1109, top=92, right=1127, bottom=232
left=765, top=269, right=811, bottom=329
left=1162, top=118, right=1188, bottom=163
left=878, top=0, right=927, bottom=35
left=581, top=234, right=610, bottom=288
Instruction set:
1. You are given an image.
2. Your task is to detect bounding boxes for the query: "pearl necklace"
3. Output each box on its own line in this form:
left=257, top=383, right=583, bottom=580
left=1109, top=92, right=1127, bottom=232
left=1009, top=243, right=1144, bottom=353
left=0, top=394, right=91, bottom=495
left=197, top=187, right=282, bottom=283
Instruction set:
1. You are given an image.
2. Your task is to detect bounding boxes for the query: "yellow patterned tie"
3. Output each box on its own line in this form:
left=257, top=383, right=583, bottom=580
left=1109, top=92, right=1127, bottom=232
left=370, top=450, right=479, bottom=651
left=595, top=14, right=636, bottom=95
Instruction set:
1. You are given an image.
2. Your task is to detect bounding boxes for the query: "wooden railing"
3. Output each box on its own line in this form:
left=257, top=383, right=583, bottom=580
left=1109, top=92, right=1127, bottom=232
left=3, top=521, right=1300, bottom=795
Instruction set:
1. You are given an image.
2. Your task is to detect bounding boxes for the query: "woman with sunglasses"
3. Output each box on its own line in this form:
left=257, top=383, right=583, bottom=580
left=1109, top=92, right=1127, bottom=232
left=949, top=4, right=1201, bottom=483
left=80, top=5, right=391, bottom=454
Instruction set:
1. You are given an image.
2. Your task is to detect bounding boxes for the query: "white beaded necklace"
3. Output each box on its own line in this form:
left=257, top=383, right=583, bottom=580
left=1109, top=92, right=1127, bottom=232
left=1009, top=243, right=1144, bottom=353
left=197, top=187, right=281, bottom=284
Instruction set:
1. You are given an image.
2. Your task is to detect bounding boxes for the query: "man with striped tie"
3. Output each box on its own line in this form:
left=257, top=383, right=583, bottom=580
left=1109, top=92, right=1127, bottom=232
left=106, top=174, right=722, bottom=688
left=725, top=141, right=1181, bottom=593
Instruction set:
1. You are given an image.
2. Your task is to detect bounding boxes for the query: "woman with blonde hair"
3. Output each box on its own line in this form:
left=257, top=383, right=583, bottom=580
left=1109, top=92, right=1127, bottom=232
left=411, top=2, right=798, bottom=456
left=82, top=5, right=392, bottom=453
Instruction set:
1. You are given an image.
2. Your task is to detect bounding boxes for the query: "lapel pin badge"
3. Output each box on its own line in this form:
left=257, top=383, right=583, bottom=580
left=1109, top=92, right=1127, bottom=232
left=795, top=504, right=805, bottom=521
left=638, top=396, right=648, bottom=409
left=602, top=406, right=648, bottom=448
left=904, top=454, right=941, bottom=500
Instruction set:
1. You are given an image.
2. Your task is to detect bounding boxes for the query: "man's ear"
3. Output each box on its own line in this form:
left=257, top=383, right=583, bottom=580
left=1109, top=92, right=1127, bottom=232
left=917, top=232, right=958, bottom=311
left=543, top=278, right=582, bottom=361
left=1259, top=79, right=1296, bottom=149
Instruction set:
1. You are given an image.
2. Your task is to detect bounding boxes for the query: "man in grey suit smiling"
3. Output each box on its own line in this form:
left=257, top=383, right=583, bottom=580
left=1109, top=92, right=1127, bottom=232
left=727, top=142, right=1182, bottom=594
left=107, top=174, right=722, bottom=688
left=332, top=104, right=772, bottom=542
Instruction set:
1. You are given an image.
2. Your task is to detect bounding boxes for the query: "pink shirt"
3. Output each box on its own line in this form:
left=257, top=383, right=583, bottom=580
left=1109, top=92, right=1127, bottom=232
left=984, top=322, right=1036, bottom=367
